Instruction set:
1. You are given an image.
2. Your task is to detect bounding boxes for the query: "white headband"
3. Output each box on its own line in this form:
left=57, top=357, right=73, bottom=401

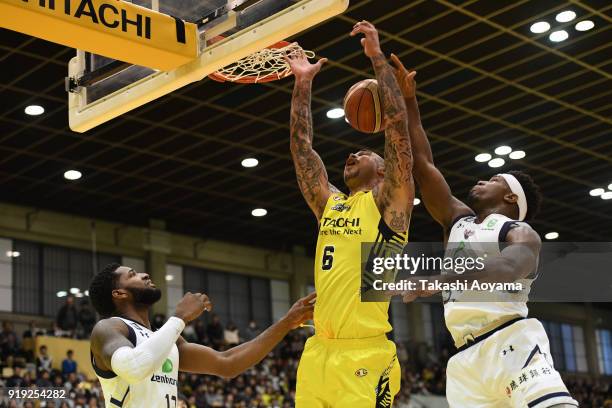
left=498, top=173, right=528, bottom=221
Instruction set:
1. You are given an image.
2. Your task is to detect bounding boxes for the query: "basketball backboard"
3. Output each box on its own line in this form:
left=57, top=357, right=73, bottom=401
left=67, top=0, right=349, bottom=132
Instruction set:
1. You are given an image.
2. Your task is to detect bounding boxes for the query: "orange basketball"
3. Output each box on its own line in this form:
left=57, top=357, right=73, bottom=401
left=343, top=79, right=386, bottom=133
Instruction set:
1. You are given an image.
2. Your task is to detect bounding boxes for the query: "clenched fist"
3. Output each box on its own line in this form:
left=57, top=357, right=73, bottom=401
left=174, top=292, right=213, bottom=324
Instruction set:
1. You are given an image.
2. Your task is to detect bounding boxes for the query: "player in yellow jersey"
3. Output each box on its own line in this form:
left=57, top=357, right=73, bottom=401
left=284, top=21, right=415, bottom=407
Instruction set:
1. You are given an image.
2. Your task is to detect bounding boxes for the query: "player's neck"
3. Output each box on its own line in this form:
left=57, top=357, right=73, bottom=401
left=348, top=179, right=379, bottom=196
left=118, top=304, right=151, bottom=329
left=475, top=206, right=516, bottom=223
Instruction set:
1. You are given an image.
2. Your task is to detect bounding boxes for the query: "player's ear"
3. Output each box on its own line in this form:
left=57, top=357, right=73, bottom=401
left=504, top=192, right=518, bottom=205
left=112, top=288, right=129, bottom=300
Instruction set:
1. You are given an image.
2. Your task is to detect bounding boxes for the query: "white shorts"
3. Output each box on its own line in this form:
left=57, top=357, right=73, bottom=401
left=446, top=318, right=578, bottom=408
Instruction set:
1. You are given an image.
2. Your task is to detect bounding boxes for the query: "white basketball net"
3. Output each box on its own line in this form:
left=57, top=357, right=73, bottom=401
left=210, top=42, right=315, bottom=83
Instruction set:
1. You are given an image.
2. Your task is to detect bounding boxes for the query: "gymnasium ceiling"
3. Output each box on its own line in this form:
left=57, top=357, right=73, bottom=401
left=1, top=0, right=611, bottom=252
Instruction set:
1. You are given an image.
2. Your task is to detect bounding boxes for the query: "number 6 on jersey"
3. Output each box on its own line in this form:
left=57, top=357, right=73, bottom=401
left=322, top=245, right=335, bottom=271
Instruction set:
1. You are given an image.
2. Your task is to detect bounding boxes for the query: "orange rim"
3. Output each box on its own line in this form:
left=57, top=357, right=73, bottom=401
left=207, top=39, right=294, bottom=84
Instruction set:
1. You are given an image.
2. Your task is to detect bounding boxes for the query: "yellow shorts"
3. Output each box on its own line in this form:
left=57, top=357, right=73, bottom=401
left=295, top=334, right=401, bottom=408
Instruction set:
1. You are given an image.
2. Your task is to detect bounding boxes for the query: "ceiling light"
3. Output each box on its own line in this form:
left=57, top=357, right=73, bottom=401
left=590, top=188, right=604, bottom=196
left=601, top=192, right=612, bottom=200
left=509, top=150, right=526, bottom=160
left=556, top=10, right=576, bottom=23
left=241, top=158, right=259, bottom=168
left=252, top=208, right=267, bottom=217
left=414, top=198, right=421, bottom=206
left=544, top=232, right=559, bottom=240
left=475, top=153, right=492, bottom=162
left=24, top=105, right=44, bottom=116
left=56, top=291, right=67, bottom=298
left=165, top=275, right=174, bottom=281
left=70, top=287, right=80, bottom=294
left=5, top=251, right=20, bottom=258
left=530, top=21, right=550, bottom=34
left=549, top=30, right=569, bottom=42
left=84, top=290, right=89, bottom=296
left=488, top=158, right=505, bottom=168
left=326, top=108, right=345, bottom=119
left=75, top=292, right=84, bottom=297
left=575, top=20, right=594, bottom=31
left=64, top=170, right=82, bottom=180
left=494, top=146, right=512, bottom=155
left=608, top=184, right=612, bottom=191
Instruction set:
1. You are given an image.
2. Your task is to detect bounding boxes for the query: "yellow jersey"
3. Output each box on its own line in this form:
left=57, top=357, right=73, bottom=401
left=314, top=190, right=408, bottom=339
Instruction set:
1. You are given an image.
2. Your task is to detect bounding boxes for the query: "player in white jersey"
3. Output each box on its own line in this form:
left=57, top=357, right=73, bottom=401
left=88, top=263, right=315, bottom=408
left=390, top=56, right=578, bottom=408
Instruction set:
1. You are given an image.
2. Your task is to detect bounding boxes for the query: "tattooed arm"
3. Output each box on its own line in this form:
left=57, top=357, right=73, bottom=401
left=285, top=49, right=340, bottom=220
left=390, top=54, right=473, bottom=232
left=351, top=21, right=415, bottom=233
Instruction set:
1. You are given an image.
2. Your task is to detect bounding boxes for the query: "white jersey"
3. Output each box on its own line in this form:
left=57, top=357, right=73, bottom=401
left=91, top=317, right=180, bottom=408
left=443, top=213, right=536, bottom=346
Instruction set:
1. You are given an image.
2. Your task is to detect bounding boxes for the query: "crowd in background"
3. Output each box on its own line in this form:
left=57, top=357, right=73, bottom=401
left=1, top=302, right=611, bottom=407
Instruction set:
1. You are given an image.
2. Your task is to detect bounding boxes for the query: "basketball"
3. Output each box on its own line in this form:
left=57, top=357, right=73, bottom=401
left=343, top=79, right=386, bottom=133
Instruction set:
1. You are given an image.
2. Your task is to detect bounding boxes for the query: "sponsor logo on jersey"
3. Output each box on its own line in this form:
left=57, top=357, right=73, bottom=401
left=487, top=219, right=498, bottom=228
left=151, top=373, right=177, bottom=385
left=331, top=203, right=351, bottom=212
left=333, top=195, right=345, bottom=201
left=162, top=358, right=173, bottom=373
left=322, top=217, right=360, bottom=228
left=355, top=368, right=368, bottom=377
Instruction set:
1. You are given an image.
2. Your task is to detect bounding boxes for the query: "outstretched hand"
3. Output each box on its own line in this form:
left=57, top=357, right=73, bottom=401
left=283, top=45, right=327, bottom=81
left=283, top=292, right=316, bottom=329
left=390, top=54, right=417, bottom=99
left=350, top=20, right=383, bottom=58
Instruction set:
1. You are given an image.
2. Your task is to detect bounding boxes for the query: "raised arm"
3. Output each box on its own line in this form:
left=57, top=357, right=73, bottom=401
left=390, top=54, right=473, bottom=231
left=177, top=293, right=315, bottom=378
left=284, top=50, right=340, bottom=220
left=351, top=21, right=414, bottom=233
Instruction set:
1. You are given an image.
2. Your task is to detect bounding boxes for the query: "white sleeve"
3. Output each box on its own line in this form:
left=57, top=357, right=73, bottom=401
left=110, top=317, right=184, bottom=384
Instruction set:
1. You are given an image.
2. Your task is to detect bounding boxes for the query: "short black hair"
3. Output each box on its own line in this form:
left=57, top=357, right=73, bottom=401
left=508, top=170, right=543, bottom=221
left=89, top=263, right=121, bottom=318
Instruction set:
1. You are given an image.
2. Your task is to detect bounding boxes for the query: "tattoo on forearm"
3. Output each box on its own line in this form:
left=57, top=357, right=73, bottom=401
left=290, top=80, right=330, bottom=216
left=389, top=210, right=408, bottom=231
left=371, top=53, right=414, bottom=230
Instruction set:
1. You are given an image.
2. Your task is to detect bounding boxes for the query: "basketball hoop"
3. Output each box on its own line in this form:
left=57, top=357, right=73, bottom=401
left=208, top=40, right=315, bottom=84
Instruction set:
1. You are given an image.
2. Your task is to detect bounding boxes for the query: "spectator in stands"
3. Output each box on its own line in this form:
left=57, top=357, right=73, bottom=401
left=56, top=295, right=78, bottom=337
left=36, top=345, right=53, bottom=373
left=78, top=299, right=96, bottom=339
left=36, top=369, right=53, bottom=387
left=61, top=350, right=77, bottom=376
left=64, top=371, right=79, bottom=391
left=194, top=319, right=207, bottom=344
left=182, top=320, right=198, bottom=343
left=207, top=314, right=224, bottom=350
left=244, top=319, right=261, bottom=341
left=224, top=322, right=240, bottom=347
left=6, top=366, right=25, bottom=387
left=0, top=321, right=20, bottom=360
left=22, top=320, right=45, bottom=338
